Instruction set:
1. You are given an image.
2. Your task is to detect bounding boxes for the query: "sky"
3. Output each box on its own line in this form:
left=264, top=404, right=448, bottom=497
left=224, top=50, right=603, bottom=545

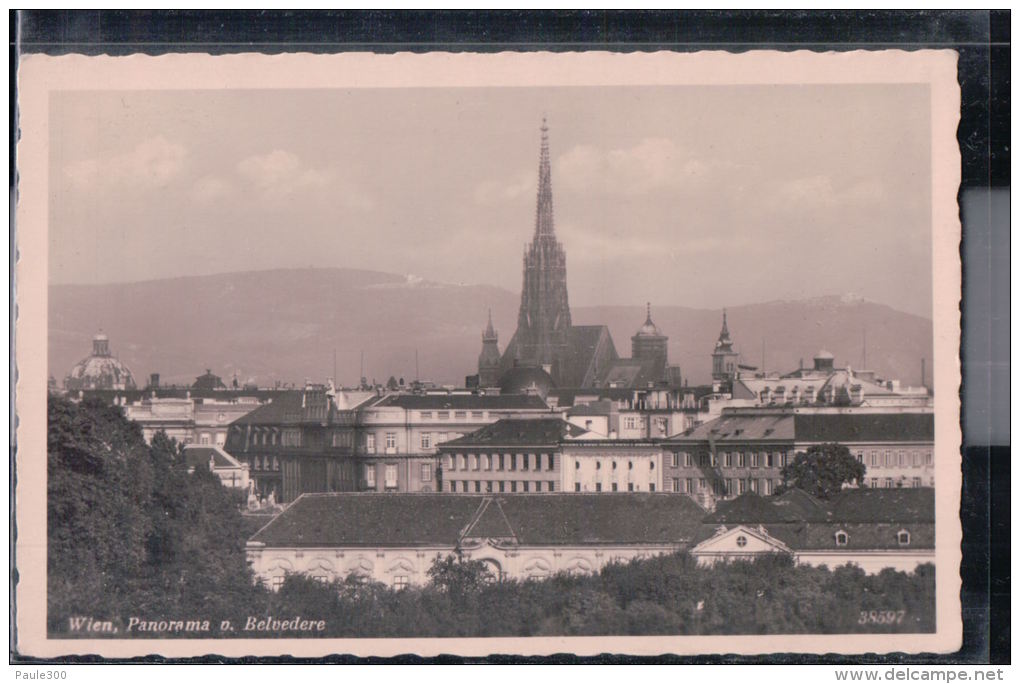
left=49, top=84, right=933, bottom=318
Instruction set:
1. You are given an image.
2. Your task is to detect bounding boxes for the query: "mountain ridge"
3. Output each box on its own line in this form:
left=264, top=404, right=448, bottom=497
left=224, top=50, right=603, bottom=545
left=49, top=268, right=934, bottom=389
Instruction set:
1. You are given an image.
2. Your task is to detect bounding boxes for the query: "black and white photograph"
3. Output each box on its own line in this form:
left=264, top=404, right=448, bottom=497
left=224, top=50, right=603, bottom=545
left=14, top=48, right=963, bottom=659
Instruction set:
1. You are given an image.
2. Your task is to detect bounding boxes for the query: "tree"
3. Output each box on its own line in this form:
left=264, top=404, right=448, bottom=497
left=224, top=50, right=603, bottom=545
left=47, top=397, right=154, bottom=629
left=47, top=398, right=259, bottom=633
left=778, top=443, right=866, bottom=499
left=426, top=552, right=494, bottom=600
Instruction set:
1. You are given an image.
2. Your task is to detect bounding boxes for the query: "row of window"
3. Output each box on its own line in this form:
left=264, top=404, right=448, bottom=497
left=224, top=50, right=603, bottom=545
left=868, top=476, right=927, bottom=489
left=576, top=482, right=655, bottom=492
left=247, top=428, right=304, bottom=448
left=445, top=480, right=557, bottom=493
left=857, top=450, right=934, bottom=468
left=419, top=411, right=484, bottom=420
left=669, top=451, right=790, bottom=469
left=362, top=463, right=436, bottom=488
left=574, top=459, right=652, bottom=471
left=670, top=477, right=776, bottom=496
left=249, top=455, right=281, bottom=472
left=444, top=452, right=555, bottom=472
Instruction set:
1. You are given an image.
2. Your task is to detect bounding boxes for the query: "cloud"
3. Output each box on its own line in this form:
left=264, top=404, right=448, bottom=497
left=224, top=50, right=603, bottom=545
left=473, top=170, right=535, bottom=205
left=64, top=136, right=187, bottom=190
left=557, top=138, right=712, bottom=196
left=774, top=175, right=886, bottom=208
left=235, top=150, right=373, bottom=209
left=191, top=175, right=232, bottom=202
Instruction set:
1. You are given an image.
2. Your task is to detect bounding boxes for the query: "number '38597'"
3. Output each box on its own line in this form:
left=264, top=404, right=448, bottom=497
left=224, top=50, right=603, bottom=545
left=858, top=610, right=905, bottom=625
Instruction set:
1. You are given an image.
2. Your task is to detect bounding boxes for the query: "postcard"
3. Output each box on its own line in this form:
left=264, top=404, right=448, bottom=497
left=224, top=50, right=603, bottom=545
left=15, top=49, right=961, bottom=658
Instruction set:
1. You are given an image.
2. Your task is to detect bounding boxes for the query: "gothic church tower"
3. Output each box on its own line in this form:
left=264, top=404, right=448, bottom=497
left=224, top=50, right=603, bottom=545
left=478, top=310, right=502, bottom=387
left=513, top=118, right=572, bottom=370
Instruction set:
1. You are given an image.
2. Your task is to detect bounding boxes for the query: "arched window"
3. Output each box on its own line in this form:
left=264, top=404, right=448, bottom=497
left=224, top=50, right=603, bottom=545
left=897, top=530, right=911, bottom=546
left=835, top=530, right=849, bottom=546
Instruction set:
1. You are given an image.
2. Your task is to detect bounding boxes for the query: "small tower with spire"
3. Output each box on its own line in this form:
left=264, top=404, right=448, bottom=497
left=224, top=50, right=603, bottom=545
left=631, top=302, right=668, bottom=367
left=711, top=309, right=739, bottom=382
left=478, top=309, right=502, bottom=387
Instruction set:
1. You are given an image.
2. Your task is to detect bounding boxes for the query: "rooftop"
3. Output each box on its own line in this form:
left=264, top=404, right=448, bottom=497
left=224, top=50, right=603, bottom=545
left=439, top=418, right=586, bottom=449
left=251, top=493, right=707, bottom=548
left=372, top=393, right=549, bottom=411
left=182, top=445, right=242, bottom=470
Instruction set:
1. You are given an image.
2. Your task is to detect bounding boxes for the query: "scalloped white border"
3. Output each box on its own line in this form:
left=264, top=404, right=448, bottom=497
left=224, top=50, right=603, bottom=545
left=14, top=49, right=962, bottom=658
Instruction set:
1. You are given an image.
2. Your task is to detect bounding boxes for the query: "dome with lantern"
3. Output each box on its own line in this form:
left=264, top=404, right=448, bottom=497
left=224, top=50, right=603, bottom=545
left=64, top=332, right=137, bottom=391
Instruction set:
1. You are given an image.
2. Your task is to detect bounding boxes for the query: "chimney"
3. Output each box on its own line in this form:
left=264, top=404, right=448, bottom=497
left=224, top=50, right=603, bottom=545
left=921, top=358, right=926, bottom=388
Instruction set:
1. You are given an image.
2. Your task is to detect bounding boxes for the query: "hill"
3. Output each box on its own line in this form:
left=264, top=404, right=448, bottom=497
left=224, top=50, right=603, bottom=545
left=49, top=268, right=934, bottom=389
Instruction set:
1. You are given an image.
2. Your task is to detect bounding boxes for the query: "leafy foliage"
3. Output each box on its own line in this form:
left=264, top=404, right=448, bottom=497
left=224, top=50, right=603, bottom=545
left=47, top=396, right=261, bottom=633
left=258, top=554, right=935, bottom=638
left=778, top=443, right=866, bottom=499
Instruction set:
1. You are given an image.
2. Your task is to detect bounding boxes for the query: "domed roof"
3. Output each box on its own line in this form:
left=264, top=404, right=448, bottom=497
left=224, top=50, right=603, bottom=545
left=633, top=302, right=664, bottom=338
left=815, top=349, right=835, bottom=360
left=497, top=365, right=555, bottom=397
left=64, top=333, right=137, bottom=391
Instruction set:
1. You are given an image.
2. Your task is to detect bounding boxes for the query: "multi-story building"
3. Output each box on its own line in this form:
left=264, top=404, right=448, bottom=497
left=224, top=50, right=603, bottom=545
left=124, top=396, right=262, bottom=445
left=354, top=393, right=553, bottom=493
left=223, top=386, right=376, bottom=503
left=690, top=487, right=934, bottom=573
left=436, top=418, right=583, bottom=494
left=560, top=439, right=663, bottom=493
left=247, top=493, right=708, bottom=589
left=553, top=385, right=704, bottom=439
left=662, top=406, right=935, bottom=510
left=730, top=351, right=933, bottom=409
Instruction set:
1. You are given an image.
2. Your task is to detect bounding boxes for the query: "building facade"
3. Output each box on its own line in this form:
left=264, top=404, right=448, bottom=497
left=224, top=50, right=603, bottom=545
left=354, top=393, right=554, bottom=493
left=560, top=440, right=663, bottom=493
left=246, top=493, right=707, bottom=589
left=662, top=407, right=935, bottom=510
left=223, top=386, right=376, bottom=503
left=690, top=488, right=934, bottom=573
left=436, top=417, right=583, bottom=494
left=124, top=396, right=262, bottom=445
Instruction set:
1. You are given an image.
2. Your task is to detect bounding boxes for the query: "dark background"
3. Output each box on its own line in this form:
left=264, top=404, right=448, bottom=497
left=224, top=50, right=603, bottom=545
left=11, top=9, right=1009, bottom=665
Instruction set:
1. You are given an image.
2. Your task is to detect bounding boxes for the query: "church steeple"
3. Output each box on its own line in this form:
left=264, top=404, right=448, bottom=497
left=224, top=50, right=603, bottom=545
left=478, top=309, right=501, bottom=387
left=507, top=119, right=572, bottom=373
left=535, top=117, right=555, bottom=239
left=712, top=308, right=739, bottom=382
left=716, top=308, right=732, bottom=350
left=483, top=309, right=497, bottom=342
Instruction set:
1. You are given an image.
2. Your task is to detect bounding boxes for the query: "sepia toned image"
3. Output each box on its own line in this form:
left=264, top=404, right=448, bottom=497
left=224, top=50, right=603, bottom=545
left=14, top=49, right=962, bottom=658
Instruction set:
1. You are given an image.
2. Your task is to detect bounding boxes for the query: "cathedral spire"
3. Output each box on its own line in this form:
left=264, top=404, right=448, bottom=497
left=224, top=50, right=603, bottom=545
left=645, top=301, right=653, bottom=325
left=534, top=117, right=555, bottom=239
left=483, top=308, right=497, bottom=341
